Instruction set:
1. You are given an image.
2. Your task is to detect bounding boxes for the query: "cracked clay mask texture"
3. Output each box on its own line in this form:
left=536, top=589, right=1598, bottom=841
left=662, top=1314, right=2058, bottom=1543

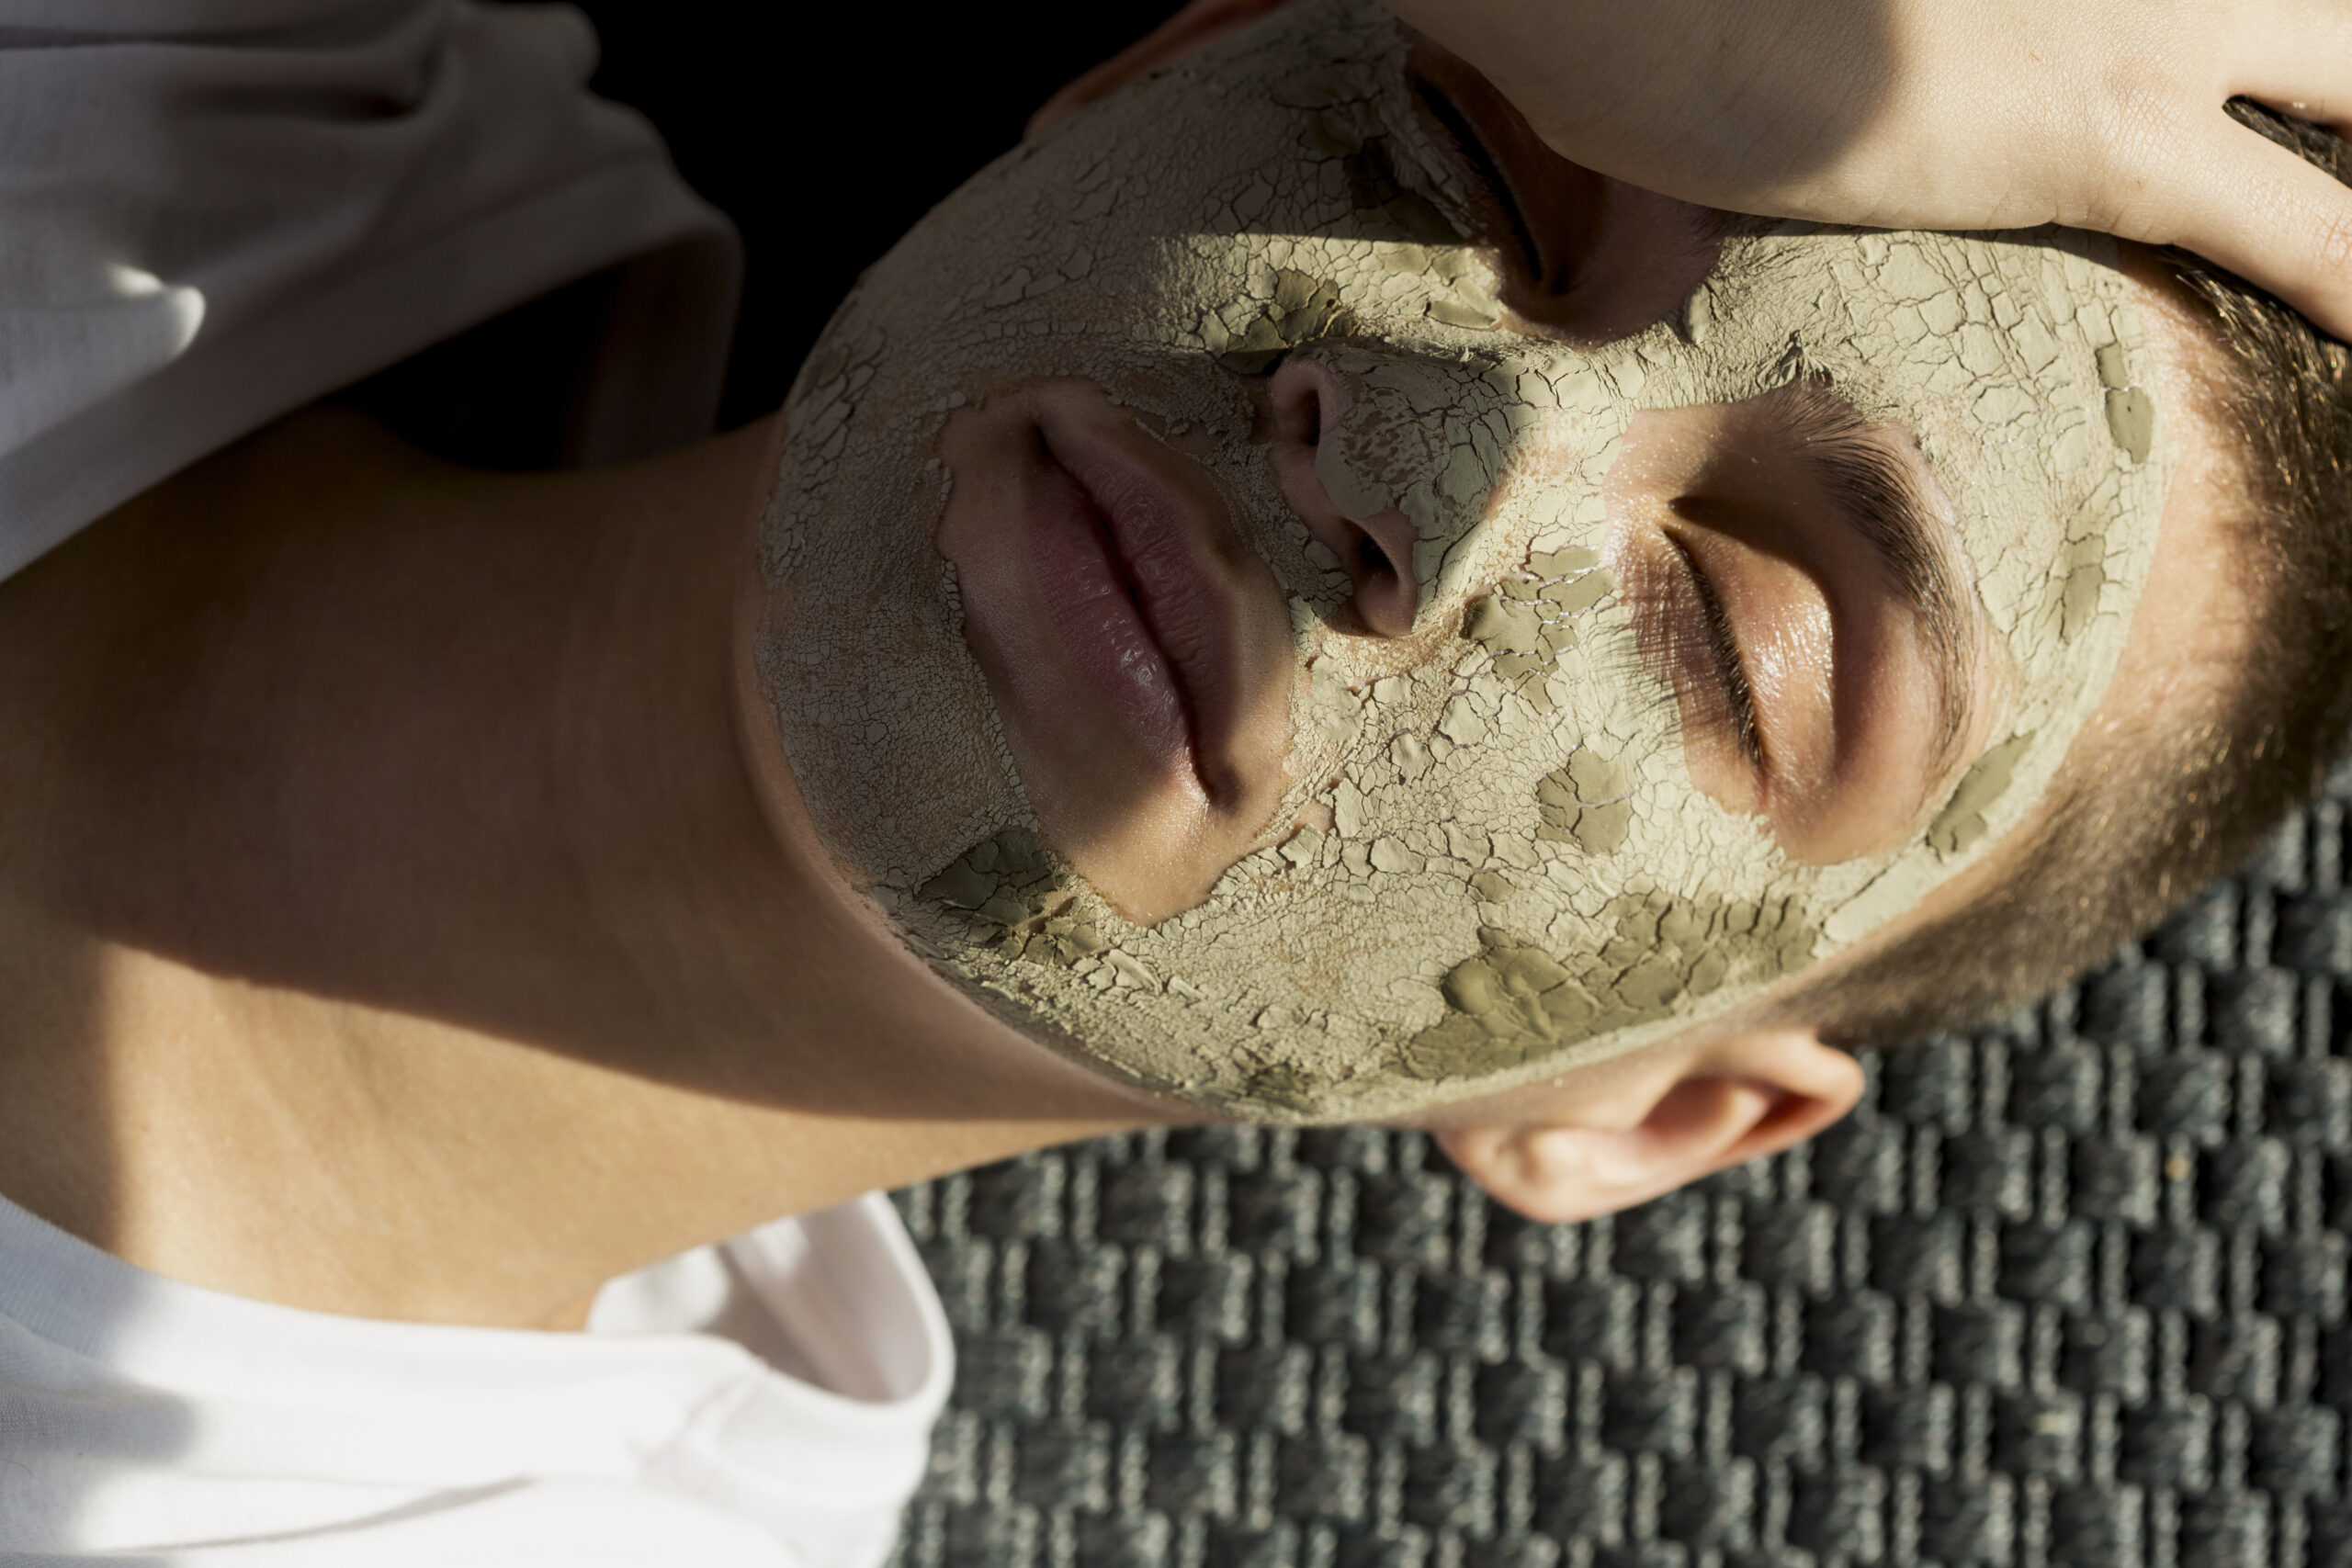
left=756, top=0, right=2166, bottom=1122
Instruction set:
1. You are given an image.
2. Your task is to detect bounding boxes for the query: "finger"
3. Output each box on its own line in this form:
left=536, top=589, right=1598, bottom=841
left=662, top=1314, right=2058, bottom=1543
left=1025, top=0, right=1290, bottom=139
left=2229, top=3, right=2352, bottom=130
left=2143, top=114, right=2352, bottom=343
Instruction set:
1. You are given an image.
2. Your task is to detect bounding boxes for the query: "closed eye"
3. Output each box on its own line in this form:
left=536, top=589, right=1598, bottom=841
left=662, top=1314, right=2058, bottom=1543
left=1405, top=38, right=1733, bottom=345
left=1603, top=387, right=1977, bottom=860
left=1663, top=529, right=1765, bottom=772
left=1410, top=75, right=1546, bottom=290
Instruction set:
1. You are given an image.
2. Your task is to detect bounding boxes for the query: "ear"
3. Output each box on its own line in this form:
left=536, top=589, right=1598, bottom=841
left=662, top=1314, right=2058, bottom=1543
left=1434, top=1030, right=1864, bottom=1224
left=1026, top=0, right=1292, bottom=138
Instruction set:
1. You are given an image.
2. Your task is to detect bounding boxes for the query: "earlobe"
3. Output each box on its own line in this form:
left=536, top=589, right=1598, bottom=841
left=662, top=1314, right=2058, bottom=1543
left=1436, top=1031, right=1863, bottom=1224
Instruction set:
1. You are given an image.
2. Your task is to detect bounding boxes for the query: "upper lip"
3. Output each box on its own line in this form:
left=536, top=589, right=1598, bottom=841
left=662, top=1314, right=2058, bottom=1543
left=1034, top=410, right=1256, bottom=805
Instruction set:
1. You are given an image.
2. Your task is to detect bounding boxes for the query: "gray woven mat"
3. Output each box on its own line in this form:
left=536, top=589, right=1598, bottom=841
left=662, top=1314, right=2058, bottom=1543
left=887, top=766, right=2352, bottom=1568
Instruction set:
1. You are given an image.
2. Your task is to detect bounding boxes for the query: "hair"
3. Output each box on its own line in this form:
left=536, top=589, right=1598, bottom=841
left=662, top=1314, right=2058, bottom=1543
left=1793, top=101, right=2352, bottom=1046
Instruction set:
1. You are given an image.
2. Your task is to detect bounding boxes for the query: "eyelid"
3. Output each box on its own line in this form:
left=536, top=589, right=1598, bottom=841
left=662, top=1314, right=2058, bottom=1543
left=1665, top=531, right=1765, bottom=772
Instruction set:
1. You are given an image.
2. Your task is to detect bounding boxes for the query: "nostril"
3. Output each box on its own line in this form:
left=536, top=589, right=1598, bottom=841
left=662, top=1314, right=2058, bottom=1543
left=1272, top=356, right=1324, bottom=451
left=1266, top=354, right=1421, bottom=637
left=1347, top=519, right=1419, bottom=638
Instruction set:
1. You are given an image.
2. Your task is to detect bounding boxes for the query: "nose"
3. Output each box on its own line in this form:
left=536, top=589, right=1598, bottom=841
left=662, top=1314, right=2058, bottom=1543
left=1267, top=355, right=1420, bottom=637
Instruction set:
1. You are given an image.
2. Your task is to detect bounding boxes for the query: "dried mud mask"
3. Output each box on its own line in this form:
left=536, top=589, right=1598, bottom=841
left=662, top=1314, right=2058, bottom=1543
left=754, top=0, right=2169, bottom=1122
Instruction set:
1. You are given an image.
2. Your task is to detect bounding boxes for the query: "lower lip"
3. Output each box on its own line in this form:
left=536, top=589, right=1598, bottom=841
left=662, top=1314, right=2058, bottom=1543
left=1025, top=439, right=1196, bottom=779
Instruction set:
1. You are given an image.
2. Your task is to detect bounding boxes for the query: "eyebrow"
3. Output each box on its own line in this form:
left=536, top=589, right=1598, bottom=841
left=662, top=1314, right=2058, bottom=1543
left=1778, top=382, right=1982, bottom=773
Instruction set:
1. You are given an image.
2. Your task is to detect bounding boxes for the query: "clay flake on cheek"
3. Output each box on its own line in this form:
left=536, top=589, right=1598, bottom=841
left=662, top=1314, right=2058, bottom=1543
left=751, top=0, right=2169, bottom=1123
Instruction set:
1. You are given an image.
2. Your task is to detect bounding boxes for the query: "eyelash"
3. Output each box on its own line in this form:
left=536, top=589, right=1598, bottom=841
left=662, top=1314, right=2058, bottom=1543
left=1665, top=534, right=1766, bottom=771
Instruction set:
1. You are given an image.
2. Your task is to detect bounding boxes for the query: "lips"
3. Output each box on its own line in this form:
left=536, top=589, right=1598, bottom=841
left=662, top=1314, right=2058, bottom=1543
left=1023, top=412, right=1250, bottom=803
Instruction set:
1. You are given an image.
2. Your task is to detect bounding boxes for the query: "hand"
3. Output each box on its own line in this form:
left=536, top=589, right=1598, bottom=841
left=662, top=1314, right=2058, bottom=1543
left=1035, top=0, right=2352, bottom=343
left=1380, top=0, right=2352, bottom=340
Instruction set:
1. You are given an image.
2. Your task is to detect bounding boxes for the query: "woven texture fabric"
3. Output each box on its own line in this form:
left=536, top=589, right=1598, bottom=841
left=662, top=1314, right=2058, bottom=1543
left=887, top=773, right=2352, bottom=1568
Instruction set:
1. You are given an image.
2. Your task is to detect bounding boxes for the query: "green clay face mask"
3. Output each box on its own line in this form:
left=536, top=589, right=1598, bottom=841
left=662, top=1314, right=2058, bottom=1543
left=754, top=0, right=2168, bottom=1122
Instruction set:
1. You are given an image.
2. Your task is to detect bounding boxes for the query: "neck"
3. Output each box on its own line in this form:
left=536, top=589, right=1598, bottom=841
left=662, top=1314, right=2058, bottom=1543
left=0, top=409, right=1171, bottom=1330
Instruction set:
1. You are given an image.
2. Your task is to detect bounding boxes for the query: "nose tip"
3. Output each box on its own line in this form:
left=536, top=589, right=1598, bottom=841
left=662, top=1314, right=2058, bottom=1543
left=1267, top=355, right=1420, bottom=637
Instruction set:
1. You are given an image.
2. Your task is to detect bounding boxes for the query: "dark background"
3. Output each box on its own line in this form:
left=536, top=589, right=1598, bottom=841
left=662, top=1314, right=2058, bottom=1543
left=575, top=5, right=1181, bottom=430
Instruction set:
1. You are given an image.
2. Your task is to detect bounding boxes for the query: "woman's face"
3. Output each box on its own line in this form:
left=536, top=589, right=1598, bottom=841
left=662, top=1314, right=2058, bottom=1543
left=753, top=0, right=2167, bottom=1121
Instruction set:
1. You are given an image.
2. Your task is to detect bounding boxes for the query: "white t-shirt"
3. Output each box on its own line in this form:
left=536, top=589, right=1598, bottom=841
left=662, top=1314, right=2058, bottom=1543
left=0, top=4, right=952, bottom=1562
left=0, top=1191, right=954, bottom=1565
left=0, top=0, right=742, bottom=581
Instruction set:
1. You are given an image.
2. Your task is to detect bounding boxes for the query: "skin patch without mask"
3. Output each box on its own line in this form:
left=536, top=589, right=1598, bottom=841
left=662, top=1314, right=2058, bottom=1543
left=753, top=0, right=2169, bottom=1122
